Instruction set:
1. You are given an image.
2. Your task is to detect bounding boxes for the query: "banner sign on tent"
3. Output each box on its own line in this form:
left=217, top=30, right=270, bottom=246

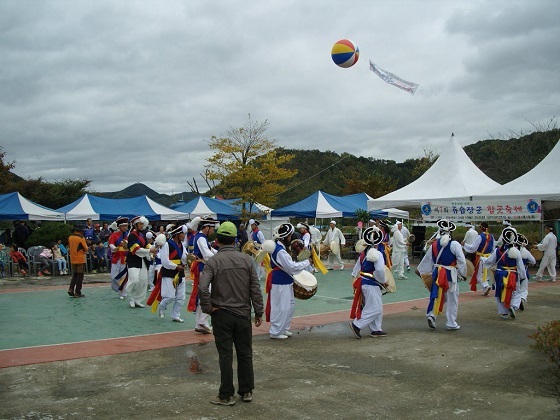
left=420, top=198, right=542, bottom=222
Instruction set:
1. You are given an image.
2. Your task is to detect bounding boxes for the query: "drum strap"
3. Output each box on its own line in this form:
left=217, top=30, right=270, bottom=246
left=359, top=272, right=381, bottom=287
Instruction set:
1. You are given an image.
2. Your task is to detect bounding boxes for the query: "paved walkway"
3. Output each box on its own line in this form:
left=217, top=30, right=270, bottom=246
left=0, top=263, right=555, bottom=368
left=1, top=275, right=558, bottom=419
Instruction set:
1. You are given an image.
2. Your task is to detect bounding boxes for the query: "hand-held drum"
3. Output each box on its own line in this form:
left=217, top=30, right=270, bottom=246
left=292, top=270, right=318, bottom=300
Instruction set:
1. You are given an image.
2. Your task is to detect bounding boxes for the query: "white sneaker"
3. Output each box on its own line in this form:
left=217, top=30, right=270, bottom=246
left=159, top=309, right=165, bottom=319
left=134, top=301, right=145, bottom=308
left=129, top=300, right=135, bottom=308
left=446, top=325, right=461, bottom=331
left=270, top=334, right=288, bottom=339
left=172, top=318, right=184, bottom=323
left=339, top=266, right=344, bottom=271
left=283, top=330, right=293, bottom=337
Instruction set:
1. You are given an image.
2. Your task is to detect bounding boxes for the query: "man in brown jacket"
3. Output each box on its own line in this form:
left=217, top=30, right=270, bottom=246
left=68, top=225, right=88, bottom=298
left=199, top=221, right=264, bottom=406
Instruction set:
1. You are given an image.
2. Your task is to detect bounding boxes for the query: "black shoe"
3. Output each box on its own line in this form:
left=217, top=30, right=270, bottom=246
left=210, top=395, right=236, bottom=406
left=349, top=321, right=361, bottom=339
left=508, top=307, right=516, bottom=319
left=427, top=316, right=436, bottom=329
left=370, top=330, right=388, bottom=337
left=519, top=299, right=525, bottom=311
left=67, top=289, right=74, bottom=297
left=74, top=293, right=86, bottom=298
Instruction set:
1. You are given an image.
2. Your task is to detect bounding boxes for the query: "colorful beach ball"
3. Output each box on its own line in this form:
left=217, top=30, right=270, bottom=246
left=331, top=39, right=359, bottom=68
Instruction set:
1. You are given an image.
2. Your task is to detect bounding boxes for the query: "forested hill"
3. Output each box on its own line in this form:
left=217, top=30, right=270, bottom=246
left=272, top=129, right=559, bottom=208
left=83, top=129, right=559, bottom=209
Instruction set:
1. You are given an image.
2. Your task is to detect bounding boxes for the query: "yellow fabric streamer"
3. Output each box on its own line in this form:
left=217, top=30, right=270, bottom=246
left=151, top=300, right=159, bottom=314
left=434, top=287, right=444, bottom=315
left=263, top=253, right=272, bottom=275
left=311, top=248, right=328, bottom=275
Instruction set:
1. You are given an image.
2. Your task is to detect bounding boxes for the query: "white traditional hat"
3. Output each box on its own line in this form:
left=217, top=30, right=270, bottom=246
left=330, top=220, right=336, bottom=225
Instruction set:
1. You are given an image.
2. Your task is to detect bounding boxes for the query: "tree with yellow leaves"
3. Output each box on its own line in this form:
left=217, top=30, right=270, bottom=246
left=205, top=116, right=297, bottom=216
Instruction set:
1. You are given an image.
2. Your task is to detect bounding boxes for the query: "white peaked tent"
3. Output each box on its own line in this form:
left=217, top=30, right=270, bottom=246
left=473, top=139, right=560, bottom=209
left=367, top=133, right=501, bottom=210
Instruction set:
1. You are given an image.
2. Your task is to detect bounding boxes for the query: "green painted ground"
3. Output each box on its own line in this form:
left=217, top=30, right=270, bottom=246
left=0, top=269, right=476, bottom=350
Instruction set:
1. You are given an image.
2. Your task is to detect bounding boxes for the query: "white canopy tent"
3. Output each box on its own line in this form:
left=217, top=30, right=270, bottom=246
left=472, top=140, right=560, bottom=210
left=367, top=133, right=501, bottom=210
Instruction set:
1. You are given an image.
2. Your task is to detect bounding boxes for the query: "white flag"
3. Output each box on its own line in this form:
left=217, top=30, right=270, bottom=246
left=369, top=60, right=419, bottom=95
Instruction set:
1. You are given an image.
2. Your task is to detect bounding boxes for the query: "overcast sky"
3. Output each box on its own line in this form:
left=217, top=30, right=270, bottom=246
left=2, top=0, right=559, bottom=196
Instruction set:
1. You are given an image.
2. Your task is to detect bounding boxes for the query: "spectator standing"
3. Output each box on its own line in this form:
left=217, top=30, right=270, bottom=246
left=0, top=244, right=9, bottom=277
left=98, top=222, right=111, bottom=243
left=13, top=221, right=30, bottom=248
left=199, top=221, right=264, bottom=406
left=68, top=225, right=88, bottom=298
left=83, top=218, right=95, bottom=242
left=237, top=223, right=249, bottom=251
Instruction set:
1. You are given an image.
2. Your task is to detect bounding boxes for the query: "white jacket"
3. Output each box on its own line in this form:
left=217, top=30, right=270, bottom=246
left=323, top=227, right=345, bottom=245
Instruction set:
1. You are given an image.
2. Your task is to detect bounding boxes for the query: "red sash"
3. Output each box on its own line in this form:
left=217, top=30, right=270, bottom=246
left=187, top=261, right=201, bottom=312
left=264, top=267, right=280, bottom=322
left=350, top=277, right=364, bottom=320
left=147, top=270, right=163, bottom=309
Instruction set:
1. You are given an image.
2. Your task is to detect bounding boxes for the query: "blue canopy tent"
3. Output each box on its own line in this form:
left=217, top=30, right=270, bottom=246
left=173, top=196, right=241, bottom=221
left=57, top=194, right=189, bottom=221
left=270, top=191, right=358, bottom=218
left=221, top=198, right=271, bottom=217
left=340, top=193, right=409, bottom=220
left=0, top=192, right=64, bottom=221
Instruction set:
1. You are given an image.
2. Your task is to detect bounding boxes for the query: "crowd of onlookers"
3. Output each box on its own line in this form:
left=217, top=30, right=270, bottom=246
left=0, top=219, right=185, bottom=278
left=0, top=219, right=112, bottom=277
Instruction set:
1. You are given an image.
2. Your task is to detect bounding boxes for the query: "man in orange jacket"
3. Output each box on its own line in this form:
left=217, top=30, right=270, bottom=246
left=68, top=225, right=88, bottom=298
